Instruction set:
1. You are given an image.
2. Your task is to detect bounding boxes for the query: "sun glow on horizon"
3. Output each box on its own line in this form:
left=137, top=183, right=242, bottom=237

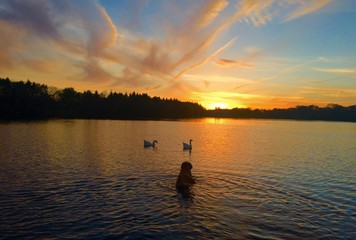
left=209, top=102, right=228, bottom=110
left=192, top=91, right=248, bottom=110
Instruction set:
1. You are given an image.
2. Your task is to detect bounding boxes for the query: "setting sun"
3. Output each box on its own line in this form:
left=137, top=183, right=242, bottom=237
left=210, top=103, right=228, bottom=110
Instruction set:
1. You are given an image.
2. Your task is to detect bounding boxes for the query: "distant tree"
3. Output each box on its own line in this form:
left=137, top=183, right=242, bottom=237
left=0, top=78, right=53, bottom=119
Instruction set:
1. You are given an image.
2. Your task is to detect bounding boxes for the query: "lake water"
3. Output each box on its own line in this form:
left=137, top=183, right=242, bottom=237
left=0, top=119, right=355, bottom=239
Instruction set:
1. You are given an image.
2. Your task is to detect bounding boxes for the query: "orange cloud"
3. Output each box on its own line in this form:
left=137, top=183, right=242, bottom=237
left=81, top=59, right=114, bottom=83
left=236, top=0, right=332, bottom=25
left=23, top=59, right=61, bottom=73
left=284, top=0, right=332, bottom=22
left=147, top=38, right=236, bottom=91
left=192, top=0, right=229, bottom=29
left=236, top=0, right=275, bottom=26
left=314, top=68, right=356, bottom=74
left=83, top=4, right=119, bottom=58
left=215, top=59, right=254, bottom=68
left=296, top=86, right=356, bottom=104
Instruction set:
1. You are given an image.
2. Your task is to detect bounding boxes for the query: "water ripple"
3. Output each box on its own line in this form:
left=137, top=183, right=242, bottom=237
left=1, top=119, right=355, bottom=239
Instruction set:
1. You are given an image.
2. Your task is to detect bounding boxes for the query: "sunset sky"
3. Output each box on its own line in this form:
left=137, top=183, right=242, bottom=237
left=1, top=0, right=355, bottom=109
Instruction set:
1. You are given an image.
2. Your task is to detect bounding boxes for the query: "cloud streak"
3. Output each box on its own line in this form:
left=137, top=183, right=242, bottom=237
left=284, top=0, right=332, bottom=22
left=215, top=59, right=254, bottom=68
left=147, top=38, right=236, bottom=91
left=314, top=68, right=355, bottom=74
left=190, top=0, right=229, bottom=29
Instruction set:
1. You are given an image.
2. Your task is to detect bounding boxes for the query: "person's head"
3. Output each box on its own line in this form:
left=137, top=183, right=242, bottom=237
left=181, top=161, right=193, bottom=171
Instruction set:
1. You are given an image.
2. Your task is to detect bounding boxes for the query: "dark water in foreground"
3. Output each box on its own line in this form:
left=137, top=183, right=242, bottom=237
left=0, top=119, right=355, bottom=239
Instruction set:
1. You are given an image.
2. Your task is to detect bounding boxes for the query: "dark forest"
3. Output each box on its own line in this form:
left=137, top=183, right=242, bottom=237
left=1, top=78, right=355, bottom=122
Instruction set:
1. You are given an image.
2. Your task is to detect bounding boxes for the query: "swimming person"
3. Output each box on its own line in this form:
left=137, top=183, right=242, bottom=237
left=176, top=161, right=196, bottom=189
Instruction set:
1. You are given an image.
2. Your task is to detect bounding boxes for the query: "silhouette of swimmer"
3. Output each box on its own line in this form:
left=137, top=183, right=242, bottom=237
left=176, top=161, right=196, bottom=189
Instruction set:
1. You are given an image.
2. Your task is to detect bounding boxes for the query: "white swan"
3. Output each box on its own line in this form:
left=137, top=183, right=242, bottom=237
left=183, top=139, right=193, bottom=150
left=144, top=140, right=158, bottom=148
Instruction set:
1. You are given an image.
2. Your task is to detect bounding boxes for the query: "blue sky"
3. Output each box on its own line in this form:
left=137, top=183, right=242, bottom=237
left=1, top=0, right=355, bottom=109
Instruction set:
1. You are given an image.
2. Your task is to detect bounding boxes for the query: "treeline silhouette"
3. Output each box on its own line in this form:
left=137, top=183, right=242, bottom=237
left=1, top=77, right=355, bottom=122
left=207, top=105, right=356, bottom=122
left=0, top=78, right=205, bottom=120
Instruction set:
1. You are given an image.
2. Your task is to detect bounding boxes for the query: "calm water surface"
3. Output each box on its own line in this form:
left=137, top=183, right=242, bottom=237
left=0, top=119, right=355, bottom=239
